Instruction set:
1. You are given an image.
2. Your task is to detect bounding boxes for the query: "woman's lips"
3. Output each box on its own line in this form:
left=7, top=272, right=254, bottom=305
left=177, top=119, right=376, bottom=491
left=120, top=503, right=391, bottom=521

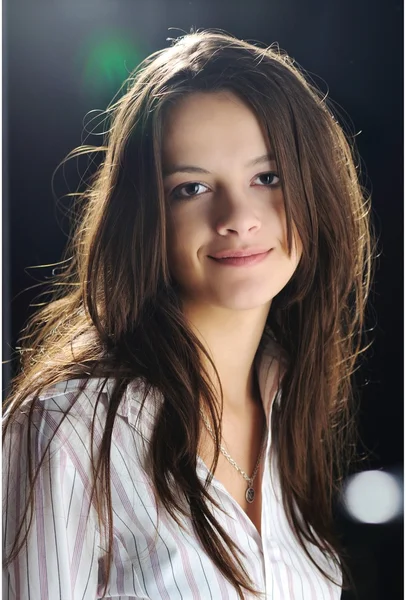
left=209, top=250, right=271, bottom=266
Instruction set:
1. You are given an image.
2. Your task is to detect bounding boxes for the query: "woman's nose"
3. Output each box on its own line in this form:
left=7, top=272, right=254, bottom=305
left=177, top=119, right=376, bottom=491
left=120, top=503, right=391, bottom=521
left=214, top=187, right=262, bottom=236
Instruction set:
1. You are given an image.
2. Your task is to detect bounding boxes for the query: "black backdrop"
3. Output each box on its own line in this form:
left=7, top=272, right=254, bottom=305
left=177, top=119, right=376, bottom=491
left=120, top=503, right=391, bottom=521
left=3, top=0, right=403, bottom=598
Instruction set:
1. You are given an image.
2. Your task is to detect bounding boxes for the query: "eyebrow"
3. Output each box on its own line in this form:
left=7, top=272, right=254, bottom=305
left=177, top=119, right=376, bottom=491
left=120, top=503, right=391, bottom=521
left=162, top=152, right=276, bottom=178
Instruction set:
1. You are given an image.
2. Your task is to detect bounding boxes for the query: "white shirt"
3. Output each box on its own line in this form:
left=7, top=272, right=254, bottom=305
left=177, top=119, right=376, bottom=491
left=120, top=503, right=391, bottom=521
left=3, top=340, right=342, bottom=599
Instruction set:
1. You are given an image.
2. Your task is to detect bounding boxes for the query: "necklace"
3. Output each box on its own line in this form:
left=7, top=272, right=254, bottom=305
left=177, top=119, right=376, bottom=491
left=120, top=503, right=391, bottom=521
left=199, top=408, right=268, bottom=503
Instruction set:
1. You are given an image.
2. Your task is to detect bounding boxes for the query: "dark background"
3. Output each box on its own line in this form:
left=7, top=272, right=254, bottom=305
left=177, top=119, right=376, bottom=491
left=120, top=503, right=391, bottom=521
left=3, top=0, right=403, bottom=598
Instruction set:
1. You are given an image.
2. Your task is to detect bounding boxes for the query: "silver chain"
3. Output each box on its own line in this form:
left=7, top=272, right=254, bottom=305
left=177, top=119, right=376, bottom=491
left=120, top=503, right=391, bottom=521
left=199, top=407, right=268, bottom=488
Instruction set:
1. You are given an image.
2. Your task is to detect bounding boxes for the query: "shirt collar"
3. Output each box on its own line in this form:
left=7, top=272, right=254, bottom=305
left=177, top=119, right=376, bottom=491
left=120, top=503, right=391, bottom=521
left=255, top=335, right=287, bottom=423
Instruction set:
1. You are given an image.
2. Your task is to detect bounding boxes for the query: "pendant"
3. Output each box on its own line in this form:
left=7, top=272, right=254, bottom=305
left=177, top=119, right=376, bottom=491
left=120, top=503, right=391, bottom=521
left=246, top=487, right=255, bottom=503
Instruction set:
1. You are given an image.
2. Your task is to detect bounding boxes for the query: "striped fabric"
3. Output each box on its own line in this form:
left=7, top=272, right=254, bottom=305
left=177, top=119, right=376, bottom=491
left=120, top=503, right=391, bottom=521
left=3, top=340, right=342, bottom=599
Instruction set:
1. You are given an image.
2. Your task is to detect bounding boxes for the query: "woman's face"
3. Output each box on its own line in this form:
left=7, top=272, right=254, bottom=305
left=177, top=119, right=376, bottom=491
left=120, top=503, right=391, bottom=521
left=162, top=91, right=302, bottom=312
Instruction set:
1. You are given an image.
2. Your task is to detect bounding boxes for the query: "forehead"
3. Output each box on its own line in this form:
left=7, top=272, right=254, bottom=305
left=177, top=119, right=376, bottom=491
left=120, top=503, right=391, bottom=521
left=161, top=91, right=272, bottom=168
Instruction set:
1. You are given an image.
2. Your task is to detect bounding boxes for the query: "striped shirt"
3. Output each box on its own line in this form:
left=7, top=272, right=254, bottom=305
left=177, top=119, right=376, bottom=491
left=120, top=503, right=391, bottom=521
left=3, top=340, right=342, bottom=599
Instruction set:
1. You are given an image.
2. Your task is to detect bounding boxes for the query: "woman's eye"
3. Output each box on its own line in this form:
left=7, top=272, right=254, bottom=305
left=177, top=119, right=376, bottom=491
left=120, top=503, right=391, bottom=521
left=171, top=182, right=209, bottom=200
left=254, top=172, right=280, bottom=186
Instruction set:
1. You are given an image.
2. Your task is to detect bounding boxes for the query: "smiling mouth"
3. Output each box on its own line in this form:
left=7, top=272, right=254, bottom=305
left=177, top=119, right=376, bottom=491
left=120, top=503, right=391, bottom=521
left=209, top=247, right=271, bottom=259
left=209, top=249, right=271, bottom=267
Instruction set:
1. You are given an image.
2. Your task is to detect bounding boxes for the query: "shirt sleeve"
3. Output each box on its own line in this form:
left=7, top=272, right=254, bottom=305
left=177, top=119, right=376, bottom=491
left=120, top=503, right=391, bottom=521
left=3, top=402, right=101, bottom=600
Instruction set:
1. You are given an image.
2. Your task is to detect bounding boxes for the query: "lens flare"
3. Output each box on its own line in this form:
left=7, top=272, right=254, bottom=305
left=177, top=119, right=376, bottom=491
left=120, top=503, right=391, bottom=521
left=77, top=29, right=146, bottom=97
left=342, top=470, right=403, bottom=524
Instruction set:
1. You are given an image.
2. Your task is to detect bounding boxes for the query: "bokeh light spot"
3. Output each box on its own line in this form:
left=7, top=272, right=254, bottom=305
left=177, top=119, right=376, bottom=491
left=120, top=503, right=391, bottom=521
left=342, top=470, right=403, bottom=524
left=77, top=30, right=146, bottom=97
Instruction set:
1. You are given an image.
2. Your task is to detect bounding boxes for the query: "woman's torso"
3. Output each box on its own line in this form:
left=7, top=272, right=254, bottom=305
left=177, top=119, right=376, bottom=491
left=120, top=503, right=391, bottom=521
left=3, top=365, right=343, bottom=599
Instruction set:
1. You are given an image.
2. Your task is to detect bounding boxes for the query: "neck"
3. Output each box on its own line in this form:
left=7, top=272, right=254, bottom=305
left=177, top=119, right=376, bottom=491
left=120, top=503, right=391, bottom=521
left=183, top=301, right=271, bottom=413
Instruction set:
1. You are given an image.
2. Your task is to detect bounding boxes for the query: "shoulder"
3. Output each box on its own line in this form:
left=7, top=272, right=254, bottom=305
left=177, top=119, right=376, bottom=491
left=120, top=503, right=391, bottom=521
left=4, top=377, right=163, bottom=454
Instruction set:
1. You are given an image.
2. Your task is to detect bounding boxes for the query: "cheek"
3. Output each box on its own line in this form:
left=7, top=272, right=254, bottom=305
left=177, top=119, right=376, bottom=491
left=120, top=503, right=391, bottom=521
left=292, top=229, right=303, bottom=261
left=166, top=212, right=198, bottom=277
left=167, top=205, right=206, bottom=253
left=165, top=215, right=177, bottom=268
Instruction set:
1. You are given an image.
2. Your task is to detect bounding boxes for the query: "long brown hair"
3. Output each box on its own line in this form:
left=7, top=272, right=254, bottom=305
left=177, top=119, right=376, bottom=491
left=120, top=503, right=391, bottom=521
left=3, top=30, right=374, bottom=598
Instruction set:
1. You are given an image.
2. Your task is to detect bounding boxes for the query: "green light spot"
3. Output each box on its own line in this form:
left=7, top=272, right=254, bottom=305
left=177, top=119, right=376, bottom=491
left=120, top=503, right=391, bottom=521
left=78, top=30, right=146, bottom=98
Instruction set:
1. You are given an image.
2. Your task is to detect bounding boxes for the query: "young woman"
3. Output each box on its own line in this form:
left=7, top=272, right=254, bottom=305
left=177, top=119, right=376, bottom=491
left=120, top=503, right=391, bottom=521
left=3, top=30, right=373, bottom=599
